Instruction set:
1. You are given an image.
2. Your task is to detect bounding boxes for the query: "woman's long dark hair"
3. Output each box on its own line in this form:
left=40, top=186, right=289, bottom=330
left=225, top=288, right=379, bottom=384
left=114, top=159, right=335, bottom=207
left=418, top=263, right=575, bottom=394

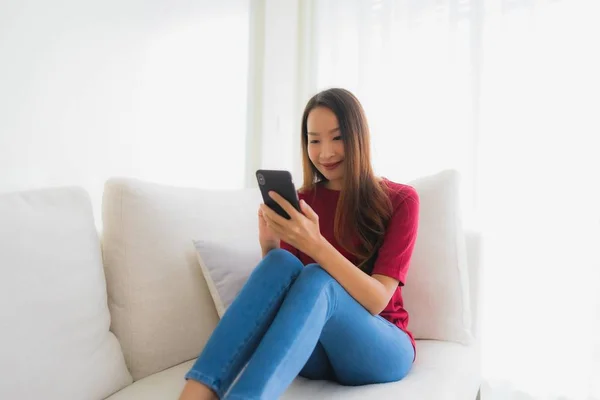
left=300, top=88, right=393, bottom=271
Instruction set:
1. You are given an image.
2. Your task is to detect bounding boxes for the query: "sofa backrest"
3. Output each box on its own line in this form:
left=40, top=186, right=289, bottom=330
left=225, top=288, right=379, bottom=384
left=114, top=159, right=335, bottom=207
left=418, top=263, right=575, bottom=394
left=101, top=170, right=478, bottom=381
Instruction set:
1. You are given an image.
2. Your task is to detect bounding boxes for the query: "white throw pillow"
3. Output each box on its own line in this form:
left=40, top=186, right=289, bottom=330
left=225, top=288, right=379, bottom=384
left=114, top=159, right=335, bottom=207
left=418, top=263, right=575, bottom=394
left=403, top=170, right=473, bottom=344
left=193, top=169, right=473, bottom=344
left=0, top=187, right=132, bottom=400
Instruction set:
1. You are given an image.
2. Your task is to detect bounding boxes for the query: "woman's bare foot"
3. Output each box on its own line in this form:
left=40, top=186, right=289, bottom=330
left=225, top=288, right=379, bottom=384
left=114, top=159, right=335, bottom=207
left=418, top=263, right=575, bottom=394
left=178, top=379, right=218, bottom=400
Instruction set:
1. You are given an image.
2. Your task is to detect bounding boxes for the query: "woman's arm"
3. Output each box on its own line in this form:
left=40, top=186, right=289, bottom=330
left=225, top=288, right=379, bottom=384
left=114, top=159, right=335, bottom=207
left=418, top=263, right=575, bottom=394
left=314, top=187, right=419, bottom=313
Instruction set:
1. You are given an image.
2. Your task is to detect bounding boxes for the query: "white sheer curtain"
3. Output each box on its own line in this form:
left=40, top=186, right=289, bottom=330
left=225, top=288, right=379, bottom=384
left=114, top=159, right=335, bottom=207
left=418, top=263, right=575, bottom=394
left=309, top=0, right=478, bottom=220
left=304, top=0, right=600, bottom=398
left=478, top=1, right=600, bottom=398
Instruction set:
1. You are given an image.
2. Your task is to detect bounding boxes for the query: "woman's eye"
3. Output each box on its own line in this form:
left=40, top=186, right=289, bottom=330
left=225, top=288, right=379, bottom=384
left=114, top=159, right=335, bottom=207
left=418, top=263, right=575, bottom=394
left=333, top=136, right=342, bottom=141
left=309, top=140, right=320, bottom=144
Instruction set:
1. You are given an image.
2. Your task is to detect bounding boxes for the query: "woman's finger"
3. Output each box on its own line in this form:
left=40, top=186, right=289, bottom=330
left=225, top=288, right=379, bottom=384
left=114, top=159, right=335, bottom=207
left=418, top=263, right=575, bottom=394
left=261, top=205, right=285, bottom=228
left=268, top=191, right=301, bottom=220
left=260, top=203, right=291, bottom=227
left=299, top=199, right=319, bottom=223
left=265, top=216, right=286, bottom=238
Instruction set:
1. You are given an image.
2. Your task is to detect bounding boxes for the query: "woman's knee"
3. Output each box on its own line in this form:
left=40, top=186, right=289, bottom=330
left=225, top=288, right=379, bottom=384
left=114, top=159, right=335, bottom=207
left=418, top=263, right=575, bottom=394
left=296, top=264, right=337, bottom=287
left=253, top=248, right=303, bottom=283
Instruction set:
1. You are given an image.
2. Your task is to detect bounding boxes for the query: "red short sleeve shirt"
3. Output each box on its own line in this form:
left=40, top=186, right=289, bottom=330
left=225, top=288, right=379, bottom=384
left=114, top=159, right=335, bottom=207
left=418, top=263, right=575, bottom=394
left=280, top=179, right=420, bottom=351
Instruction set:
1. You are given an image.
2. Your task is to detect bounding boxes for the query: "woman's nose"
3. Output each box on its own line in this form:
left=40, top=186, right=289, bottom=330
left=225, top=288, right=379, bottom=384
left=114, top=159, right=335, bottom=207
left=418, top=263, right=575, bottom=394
left=320, top=142, right=336, bottom=158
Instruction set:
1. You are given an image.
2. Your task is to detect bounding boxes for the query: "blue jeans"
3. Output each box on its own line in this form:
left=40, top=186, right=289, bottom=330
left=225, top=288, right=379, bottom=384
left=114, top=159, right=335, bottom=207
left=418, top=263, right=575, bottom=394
left=185, top=249, right=414, bottom=399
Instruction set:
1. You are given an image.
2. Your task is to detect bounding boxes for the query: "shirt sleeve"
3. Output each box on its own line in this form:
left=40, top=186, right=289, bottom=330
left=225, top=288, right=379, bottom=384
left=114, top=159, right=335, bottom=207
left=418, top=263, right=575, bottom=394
left=371, top=186, right=420, bottom=286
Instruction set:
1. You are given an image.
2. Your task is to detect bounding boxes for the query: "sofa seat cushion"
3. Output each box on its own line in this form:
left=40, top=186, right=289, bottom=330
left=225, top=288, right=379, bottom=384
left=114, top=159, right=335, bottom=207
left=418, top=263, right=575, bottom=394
left=105, top=340, right=480, bottom=400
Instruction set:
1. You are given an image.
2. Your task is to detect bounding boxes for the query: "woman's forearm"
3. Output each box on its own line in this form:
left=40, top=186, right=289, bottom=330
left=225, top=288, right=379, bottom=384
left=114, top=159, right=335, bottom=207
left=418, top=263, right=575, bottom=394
left=311, top=239, right=389, bottom=315
left=261, top=243, right=280, bottom=258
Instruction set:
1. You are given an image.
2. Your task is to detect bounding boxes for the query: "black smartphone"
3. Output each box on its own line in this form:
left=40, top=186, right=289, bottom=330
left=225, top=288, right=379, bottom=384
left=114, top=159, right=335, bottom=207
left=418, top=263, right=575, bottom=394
left=256, top=169, right=301, bottom=219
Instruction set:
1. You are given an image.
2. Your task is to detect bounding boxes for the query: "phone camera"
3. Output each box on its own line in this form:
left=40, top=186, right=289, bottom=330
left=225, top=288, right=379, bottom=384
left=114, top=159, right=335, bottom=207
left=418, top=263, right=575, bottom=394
left=257, top=173, right=266, bottom=185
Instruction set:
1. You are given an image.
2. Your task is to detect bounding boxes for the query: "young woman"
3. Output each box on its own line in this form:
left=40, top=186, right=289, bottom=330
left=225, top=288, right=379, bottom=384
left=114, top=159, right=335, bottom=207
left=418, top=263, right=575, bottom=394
left=179, top=88, right=419, bottom=400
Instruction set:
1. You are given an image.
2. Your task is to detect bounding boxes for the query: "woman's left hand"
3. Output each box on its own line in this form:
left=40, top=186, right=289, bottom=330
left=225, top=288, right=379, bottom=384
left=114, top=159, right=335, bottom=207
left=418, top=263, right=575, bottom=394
left=260, top=191, right=326, bottom=258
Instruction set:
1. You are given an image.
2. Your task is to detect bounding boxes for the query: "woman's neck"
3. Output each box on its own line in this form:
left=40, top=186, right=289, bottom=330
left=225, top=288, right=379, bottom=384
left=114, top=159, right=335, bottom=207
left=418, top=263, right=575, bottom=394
left=321, top=176, right=385, bottom=192
left=323, top=180, right=342, bottom=191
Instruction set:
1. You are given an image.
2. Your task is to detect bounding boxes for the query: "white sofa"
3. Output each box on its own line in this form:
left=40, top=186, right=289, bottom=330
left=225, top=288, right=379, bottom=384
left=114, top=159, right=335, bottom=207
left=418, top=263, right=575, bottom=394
left=0, top=175, right=481, bottom=400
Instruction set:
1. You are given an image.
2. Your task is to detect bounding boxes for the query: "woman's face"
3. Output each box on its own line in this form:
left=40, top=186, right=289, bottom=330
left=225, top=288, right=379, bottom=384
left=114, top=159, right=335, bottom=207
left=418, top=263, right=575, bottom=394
left=306, top=107, right=345, bottom=190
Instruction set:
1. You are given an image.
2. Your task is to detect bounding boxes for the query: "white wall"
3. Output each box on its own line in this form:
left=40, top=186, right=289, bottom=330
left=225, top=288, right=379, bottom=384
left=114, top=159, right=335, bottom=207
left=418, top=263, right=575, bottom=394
left=0, top=0, right=249, bottom=226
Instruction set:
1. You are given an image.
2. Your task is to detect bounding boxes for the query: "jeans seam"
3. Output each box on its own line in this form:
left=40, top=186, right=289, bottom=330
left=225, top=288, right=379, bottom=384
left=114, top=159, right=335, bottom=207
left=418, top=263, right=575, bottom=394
left=266, top=279, right=337, bottom=393
left=327, top=279, right=338, bottom=320
left=217, top=274, right=298, bottom=384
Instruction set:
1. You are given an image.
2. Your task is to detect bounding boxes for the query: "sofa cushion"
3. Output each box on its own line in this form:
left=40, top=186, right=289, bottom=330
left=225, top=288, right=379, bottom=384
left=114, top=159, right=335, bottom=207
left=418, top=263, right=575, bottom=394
left=104, top=340, right=480, bottom=400
left=403, top=170, right=473, bottom=344
left=101, top=178, right=263, bottom=380
left=193, top=239, right=261, bottom=318
left=0, top=187, right=132, bottom=400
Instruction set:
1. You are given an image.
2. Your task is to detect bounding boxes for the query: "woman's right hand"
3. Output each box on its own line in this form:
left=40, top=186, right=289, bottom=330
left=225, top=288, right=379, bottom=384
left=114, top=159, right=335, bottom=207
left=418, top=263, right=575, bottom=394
left=258, top=205, right=280, bottom=254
